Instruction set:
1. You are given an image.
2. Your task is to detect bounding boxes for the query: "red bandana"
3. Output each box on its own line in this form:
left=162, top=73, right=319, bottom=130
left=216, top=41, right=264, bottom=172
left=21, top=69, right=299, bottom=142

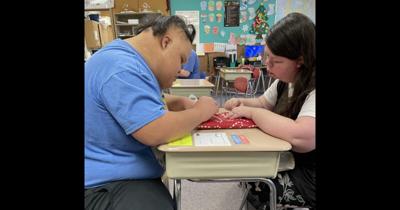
left=198, top=112, right=258, bottom=129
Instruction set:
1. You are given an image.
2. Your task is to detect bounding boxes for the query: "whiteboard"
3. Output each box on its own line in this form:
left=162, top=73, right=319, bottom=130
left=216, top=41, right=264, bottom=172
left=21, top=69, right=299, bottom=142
left=175, top=11, right=200, bottom=46
left=85, top=0, right=114, bottom=10
left=275, top=0, right=315, bottom=24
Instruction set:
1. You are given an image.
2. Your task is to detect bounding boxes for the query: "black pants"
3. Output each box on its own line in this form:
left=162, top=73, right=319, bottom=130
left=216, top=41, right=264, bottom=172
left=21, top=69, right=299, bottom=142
left=85, top=179, right=175, bottom=210
left=247, top=165, right=316, bottom=210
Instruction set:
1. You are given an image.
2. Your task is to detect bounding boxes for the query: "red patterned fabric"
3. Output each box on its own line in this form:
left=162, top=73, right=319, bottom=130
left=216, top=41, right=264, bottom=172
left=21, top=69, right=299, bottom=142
left=197, top=112, right=258, bottom=129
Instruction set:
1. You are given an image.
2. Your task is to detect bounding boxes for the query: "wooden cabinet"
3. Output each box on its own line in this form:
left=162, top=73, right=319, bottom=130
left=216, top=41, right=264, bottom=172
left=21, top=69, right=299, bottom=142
left=114, top=12, right=161, bottom=39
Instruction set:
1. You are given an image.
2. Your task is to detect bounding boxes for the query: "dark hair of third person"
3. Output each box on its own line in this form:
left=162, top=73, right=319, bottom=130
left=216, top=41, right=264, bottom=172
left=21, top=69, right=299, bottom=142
left=135, top=15, right=196, bottom=44
left=267, top=12, right=315, bottom=119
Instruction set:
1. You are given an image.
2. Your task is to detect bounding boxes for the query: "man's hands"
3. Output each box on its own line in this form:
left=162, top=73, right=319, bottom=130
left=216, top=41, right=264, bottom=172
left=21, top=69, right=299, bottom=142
left=193, top=96, right=219, bottom=122
left=224, top=98, right=242, bottom=110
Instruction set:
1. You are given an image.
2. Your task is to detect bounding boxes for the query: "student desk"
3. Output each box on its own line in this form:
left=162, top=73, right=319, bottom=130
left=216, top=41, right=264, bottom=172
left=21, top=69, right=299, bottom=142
left=158, top=128, right=292, bottom=210
left=215, top=68, right=253, bottom=97
left=169, top=79, right=215, bottom=97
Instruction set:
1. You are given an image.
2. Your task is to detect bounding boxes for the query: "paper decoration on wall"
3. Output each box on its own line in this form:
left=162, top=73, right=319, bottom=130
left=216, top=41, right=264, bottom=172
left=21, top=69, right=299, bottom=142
left=220, top=30, right=226, bottom=37
left=242, top=24, right=249, bottom=32
left=228, top=32, right=236, bottom=45
left=247, top=0, right=256, bottom=6
left=240, top=10, right=248, bottom=23
left=245, top=34, right=257, bottom=45
left=208, top=0, right=215, bottom=11
left=216, top=13, right=223, bottom=22
left=267, top=4, right=275, bottom=15
left=213, top=26, right=219, bottom=35
left=239, top=35, right=246, bottom=45
left=201, top=13, right=207, bottom=23
left=216, top=1, right=223, bottom=10
left=214, top=43, right=226, bottom=52
left=260, top=34, right=266, bottom=45
left=208, top=13, right=215, bottom=22
left=250, top=3, right=270, bottom=35
left=248, top=7, right=256, bottom=20
left=204, top=25, right=211, bottom=34
left=225, top=43, right=237, bottom=52
left=240, top=1, right=248, bottom=11
left=203, top=43, right=214, bottom=52
left=200, top=0, right=207, bottom=10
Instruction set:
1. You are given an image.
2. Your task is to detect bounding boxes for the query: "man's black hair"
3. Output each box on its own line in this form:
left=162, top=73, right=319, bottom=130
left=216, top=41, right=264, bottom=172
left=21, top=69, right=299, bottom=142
left=135, top=15, right=196, bottom=43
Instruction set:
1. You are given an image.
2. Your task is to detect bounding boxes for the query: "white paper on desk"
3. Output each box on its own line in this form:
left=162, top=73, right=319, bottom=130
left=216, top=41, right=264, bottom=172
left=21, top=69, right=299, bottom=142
left=193, top=132, right=231, bottom=146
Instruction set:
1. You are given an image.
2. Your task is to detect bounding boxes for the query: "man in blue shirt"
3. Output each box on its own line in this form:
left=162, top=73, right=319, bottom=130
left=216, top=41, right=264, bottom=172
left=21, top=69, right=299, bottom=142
left=177, top=49, right=201, bottom=79
left=85, top=15, right=219, bottom=210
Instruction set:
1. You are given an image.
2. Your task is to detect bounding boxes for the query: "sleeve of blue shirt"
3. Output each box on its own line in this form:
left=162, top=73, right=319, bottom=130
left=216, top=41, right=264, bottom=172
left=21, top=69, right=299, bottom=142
left=100, top=70, right=166, bottom=135
left=181, top=50, right=200, bottom=79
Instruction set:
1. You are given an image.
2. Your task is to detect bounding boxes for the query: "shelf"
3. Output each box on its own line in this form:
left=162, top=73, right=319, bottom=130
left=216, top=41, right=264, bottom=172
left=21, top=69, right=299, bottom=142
left=115, top=12, right=160, bottom=16
left=118, top=34, right=134, bottom=37
left=114, top=12, right=161, bottom=40
left=115, top=23, right=138, bottom=26
left=118, top=35, right=133, bottom=38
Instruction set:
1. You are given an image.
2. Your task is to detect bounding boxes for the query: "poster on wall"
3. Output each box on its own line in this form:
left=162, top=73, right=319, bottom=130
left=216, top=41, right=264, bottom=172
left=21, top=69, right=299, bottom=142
left=171, top=0, right=276, bottom=43
left=224, top=1, right=240, bottom=27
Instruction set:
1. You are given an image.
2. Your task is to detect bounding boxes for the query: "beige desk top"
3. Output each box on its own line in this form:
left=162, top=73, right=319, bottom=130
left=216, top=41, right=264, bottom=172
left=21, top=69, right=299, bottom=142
left=219, top=68, right=253, bottom=74
left=158, top=128, right=291, bottom=153
left=172, top=79, right=215, bottom=88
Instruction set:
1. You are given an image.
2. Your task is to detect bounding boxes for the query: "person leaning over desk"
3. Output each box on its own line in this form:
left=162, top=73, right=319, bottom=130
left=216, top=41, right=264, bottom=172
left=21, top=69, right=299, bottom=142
left=177, top=49, right=201, bottom=79
left=224, top=13, right=316, bottom=210
left=84, top=15, right=219, bottom=210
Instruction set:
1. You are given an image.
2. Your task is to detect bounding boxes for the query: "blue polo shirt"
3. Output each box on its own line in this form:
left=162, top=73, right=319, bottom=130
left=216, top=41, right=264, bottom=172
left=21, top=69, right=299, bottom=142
left=179, top=49, right=200, bottom=79
left=85, top=39, right=166, bottom=188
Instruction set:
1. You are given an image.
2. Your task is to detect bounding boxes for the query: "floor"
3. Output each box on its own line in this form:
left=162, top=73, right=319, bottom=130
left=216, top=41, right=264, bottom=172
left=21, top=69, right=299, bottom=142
left=172, top=179, right=248, bottom=210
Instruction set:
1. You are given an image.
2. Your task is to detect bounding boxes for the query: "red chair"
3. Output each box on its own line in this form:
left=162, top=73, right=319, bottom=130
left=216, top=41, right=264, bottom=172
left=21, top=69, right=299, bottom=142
left=222, top=76, right=250, bottom=99
left=233, top=77, right=248, bottom=94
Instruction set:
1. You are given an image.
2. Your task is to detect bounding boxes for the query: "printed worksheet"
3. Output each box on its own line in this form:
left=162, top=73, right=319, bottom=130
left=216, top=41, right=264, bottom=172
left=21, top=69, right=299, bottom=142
left=193, top=132, right=231, bottom=146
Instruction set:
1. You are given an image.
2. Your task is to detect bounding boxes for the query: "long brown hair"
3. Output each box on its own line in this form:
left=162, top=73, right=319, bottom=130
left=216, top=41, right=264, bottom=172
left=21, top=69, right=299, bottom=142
left=267, top=13, right=315, bottom=119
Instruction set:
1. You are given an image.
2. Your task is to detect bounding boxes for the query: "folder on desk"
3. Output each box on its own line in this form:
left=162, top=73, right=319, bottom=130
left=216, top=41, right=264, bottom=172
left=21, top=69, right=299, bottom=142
left=168, top=134, right=193, bottom=146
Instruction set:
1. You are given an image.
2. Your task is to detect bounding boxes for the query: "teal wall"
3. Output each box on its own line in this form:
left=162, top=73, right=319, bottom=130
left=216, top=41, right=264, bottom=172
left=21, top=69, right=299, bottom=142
left=171, top=0, right=276, bottom=43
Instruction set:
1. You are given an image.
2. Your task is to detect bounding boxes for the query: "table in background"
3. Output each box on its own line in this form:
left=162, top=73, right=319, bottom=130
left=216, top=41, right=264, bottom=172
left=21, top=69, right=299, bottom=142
left=169, top=79, right=215, bottom=97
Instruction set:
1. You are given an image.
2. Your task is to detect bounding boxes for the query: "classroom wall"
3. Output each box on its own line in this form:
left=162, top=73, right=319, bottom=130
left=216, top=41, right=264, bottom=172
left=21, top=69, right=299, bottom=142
left=171, top=0, right=276, bottom=43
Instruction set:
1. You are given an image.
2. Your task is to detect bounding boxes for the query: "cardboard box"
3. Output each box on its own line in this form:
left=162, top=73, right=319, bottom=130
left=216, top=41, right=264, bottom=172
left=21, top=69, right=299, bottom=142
left=85, top=19, right=101, bottom=49
left=98, top=23, right=114, bottom=46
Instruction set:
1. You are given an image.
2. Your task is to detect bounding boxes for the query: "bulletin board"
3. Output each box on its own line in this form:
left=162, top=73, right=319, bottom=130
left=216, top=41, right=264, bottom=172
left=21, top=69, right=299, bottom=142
left=171, top=0, right=276, bottom=44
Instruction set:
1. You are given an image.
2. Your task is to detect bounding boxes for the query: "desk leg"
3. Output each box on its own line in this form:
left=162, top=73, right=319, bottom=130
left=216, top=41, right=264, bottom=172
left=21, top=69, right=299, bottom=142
left=259, top=178, right=276, bottom=210
left=216, top=74, right=220, bottom=97
left=261, top=73, right=266, bottom=92
left=174, top=179, right=182, bottom=210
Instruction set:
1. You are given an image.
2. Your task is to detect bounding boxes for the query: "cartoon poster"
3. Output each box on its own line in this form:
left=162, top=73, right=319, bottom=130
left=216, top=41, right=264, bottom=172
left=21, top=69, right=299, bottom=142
left=208, top=0, right=215, bottom=11
left=200, top=0, right=207, bottom=10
